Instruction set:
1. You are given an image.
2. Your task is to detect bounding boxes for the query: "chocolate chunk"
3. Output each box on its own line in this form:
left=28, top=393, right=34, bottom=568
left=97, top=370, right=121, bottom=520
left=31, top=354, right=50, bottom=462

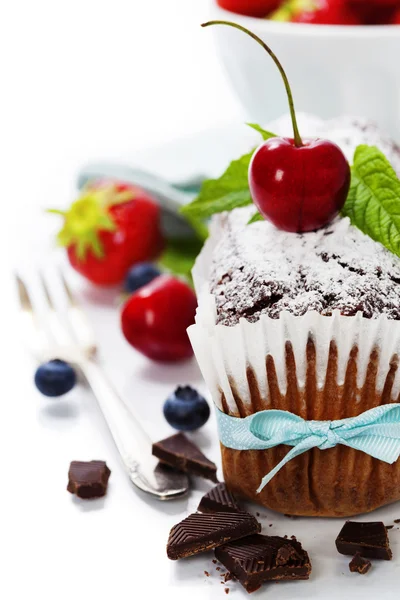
left=198, top=483, right=240, bottom=514
left=214, top=535, right=311, bottom=593
left=67, top=460, right=111, bottom=499
left=152, top=433, right=218, bottom=482
left=167, top=512, right=261, bottom=560
left=336, top=522, right=392, bottom=561
left=349, top=553, right=372, bottom=575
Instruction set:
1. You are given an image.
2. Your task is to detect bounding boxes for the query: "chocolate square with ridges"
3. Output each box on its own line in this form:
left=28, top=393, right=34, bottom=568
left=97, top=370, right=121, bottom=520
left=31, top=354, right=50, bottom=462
left=67, top=460, right=111, bottom=499
left=214, top=534, right=311, bottom=593
left=198, top=483, right=240, bottom=514
left=152, top=432, right=218, bottom=482
left=167, top=511, right=261, bottom=560
left=336, top=522, right=392, bottom=560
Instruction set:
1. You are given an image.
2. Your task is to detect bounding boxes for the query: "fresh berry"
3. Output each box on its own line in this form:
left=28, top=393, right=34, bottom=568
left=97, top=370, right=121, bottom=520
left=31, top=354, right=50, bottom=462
left=250, top=137, right=350, bottom=232
left=392, top=8, right=400, bottom=23
left=34, top=359, right=77, bottom=397
left=163, top=386, right=210, bottom=431
left=291, top=0, right=362, bottom=25
left=49, top=181, right=164, bottom=286
left=203, top=21, right=350, bottom=232
left=121, top=275, right=197, bottom=362
left=217, top=0, right=281, bottom=17
left=124, top=263, right=161, bottom=294
left=346, top=0, right=398, bottom=24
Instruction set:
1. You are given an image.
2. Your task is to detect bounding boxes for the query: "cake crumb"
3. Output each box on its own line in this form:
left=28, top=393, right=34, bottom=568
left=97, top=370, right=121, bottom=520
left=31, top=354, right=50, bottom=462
left=212, top=559, right=217, bottom=564
left=225, top=588, right=230, bottom=595
left=204, top=571, right=210, bottom=577
left=224, top=573, right=233, bottom=582
left=216, top=567, right=221, bottom=571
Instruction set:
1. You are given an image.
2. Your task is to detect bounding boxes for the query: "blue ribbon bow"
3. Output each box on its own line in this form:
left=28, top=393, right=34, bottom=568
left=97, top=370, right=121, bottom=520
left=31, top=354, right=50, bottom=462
left=216, top=404, right=400, bottom=493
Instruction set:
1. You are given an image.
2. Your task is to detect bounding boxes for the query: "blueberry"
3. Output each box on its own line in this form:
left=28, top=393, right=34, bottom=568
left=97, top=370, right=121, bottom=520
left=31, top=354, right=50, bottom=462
left=163, top=386, right=210, bottom=431
left=34, top=359, right=77, bottom=397
left=124, top=263, right=161, bottom=294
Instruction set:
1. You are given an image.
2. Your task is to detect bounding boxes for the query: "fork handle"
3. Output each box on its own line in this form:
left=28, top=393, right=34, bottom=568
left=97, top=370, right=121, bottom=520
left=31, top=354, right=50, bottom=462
left=80, top=359, right=153, bottom=473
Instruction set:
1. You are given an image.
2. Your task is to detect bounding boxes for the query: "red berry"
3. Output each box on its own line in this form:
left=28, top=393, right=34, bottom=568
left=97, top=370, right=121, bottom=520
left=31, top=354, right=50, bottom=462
left=120, top=275, right=197, bottom=362
left=292, top=0, right=362, bottom=24
left=346, top=0, right=400, bottom=24
left=393, top=8, right=400, bottom=23
left=52, top=182, right=164, bottom=286
left=249, top=137, right=351, bottom=232
left=217, top=0, right=281, bottom=17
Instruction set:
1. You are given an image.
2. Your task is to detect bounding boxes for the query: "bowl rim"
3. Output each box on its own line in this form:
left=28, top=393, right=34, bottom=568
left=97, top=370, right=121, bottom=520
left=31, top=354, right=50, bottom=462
left=209, top=2, right=400, bottom=39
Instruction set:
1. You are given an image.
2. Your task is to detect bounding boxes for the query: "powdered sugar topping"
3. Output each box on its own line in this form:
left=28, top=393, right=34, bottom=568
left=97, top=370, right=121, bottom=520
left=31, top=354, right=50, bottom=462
left=209, top=117, right=400, bottom=326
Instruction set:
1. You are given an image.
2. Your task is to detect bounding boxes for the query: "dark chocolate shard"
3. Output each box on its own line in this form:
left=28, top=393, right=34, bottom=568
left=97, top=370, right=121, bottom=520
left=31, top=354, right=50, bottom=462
left=67, top=460, right=111, bottom=499
left=214, top=534, right=311, bottom=593
left=167, top=511, right=261, bottom=560
left=335, top=522, right=392, bottom=561
left=349, top=553, right=372, bottom=575
left=198, top=483, right=240, bottom=514
left=152, top=432, right=218, bottom=482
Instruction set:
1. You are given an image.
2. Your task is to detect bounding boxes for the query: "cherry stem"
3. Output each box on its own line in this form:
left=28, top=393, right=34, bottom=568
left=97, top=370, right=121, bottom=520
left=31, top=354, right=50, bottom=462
left=202, top=20, right=303, bottom=148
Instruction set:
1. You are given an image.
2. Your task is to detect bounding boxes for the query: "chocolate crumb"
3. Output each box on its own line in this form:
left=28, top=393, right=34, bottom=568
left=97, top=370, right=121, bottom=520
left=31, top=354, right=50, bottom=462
left=204, top=571, right=210, bottom=577
left=216, top=567, right=221, bottom=571
left=284, top=514, right=298, bottom=519
left=269, top=524, right=273, bottom=527
left=224, top=573, right=233, bottom=582
left=256, top=512, right=260, bottom=517
left=394, top=519, right=400, bottom=523
left=349, top=553, right=372, bottom=575
left=225, top=589, right=229, bottom=595
left=212, top=559, right=217, bottom=564
left=386, top=525, right=394, bottom=530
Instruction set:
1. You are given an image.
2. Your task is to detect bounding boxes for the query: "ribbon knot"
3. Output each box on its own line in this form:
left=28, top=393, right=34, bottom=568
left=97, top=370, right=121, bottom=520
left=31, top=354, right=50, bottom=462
left=216, top=404, right=400, bottom=493
left=307, top=421, right=340, bottom=448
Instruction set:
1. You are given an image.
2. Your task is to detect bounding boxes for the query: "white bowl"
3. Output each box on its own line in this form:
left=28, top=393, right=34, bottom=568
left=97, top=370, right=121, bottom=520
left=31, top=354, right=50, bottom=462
left=209, top=3, right=400, bottom=138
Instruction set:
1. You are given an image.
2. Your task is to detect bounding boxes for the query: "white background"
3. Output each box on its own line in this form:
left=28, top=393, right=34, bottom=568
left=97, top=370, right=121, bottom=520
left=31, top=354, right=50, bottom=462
left=1, top=1, right=242, bottom=599
left=2, top=2, right=400, bottom=599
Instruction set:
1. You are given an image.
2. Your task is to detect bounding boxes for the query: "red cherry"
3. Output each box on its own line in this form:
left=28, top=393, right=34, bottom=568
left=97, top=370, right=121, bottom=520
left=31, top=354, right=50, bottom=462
left=292, top=0, right=362, bottom=25
left=346, top=0, right=399, bottom=24
left=217, top=0, right=280, bottom=17
left=120, top=275, right=197, bottom=362
left=393, top=8, right=400, bottom=23
left=203, top=20, right=351, bottom=233
left=249, top=138, right=350, bottom=232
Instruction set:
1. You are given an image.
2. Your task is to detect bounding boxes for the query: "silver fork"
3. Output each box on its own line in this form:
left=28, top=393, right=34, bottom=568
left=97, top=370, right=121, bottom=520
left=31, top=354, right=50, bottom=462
left=16, top=269, right=189, bottom=500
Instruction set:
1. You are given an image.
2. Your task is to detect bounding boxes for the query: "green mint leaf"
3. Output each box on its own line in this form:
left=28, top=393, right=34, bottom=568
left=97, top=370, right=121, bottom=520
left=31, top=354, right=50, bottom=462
left=158, top=236, right=204, bottom=284
left=248, top=211, right=264, bottom=224
left=246, top=123, right=276, bottom=140
left=342, top=144, right=400, bottom=257
left=181, top=150, right=255, bottom=219
left=181, top=124, right=277, bottom=221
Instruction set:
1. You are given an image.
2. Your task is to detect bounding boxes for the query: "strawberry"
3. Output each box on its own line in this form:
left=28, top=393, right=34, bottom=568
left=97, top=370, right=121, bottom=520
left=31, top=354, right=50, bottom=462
left=50, top=182, right=164, bottom=285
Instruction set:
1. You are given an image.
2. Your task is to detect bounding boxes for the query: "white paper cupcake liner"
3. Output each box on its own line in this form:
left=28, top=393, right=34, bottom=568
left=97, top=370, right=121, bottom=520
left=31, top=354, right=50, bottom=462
left=188, top=216, right=400, bottom=416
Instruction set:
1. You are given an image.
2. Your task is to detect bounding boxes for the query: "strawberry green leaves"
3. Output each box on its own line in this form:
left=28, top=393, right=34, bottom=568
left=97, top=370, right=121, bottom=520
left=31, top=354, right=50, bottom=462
left=48, top=191, right=116, bottom=260
left=181, top=124, right=276, bottom=220
left=342, top=145, right=400, bottom=258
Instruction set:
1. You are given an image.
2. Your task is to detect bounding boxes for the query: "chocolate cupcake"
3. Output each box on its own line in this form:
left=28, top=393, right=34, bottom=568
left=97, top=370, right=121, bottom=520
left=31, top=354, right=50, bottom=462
left=188, top=118, right=400, bottom=518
